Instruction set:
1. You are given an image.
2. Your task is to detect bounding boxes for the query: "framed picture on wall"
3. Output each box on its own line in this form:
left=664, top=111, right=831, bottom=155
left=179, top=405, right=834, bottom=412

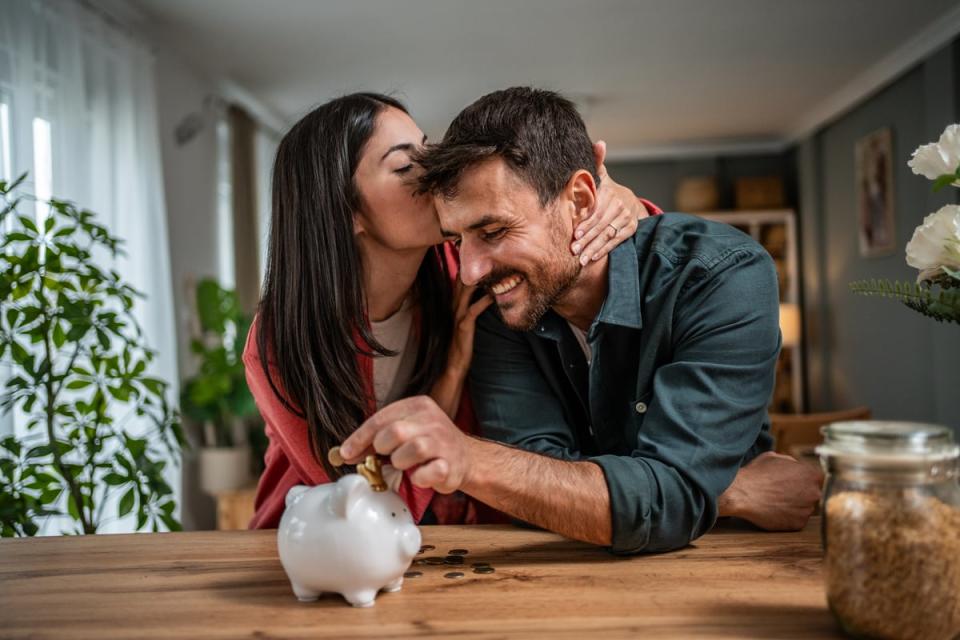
left=855, top=127, right=896, bottom=257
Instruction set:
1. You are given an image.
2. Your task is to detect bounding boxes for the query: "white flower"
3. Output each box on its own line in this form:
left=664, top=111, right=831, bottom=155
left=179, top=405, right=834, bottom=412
left=908, top=124, right=960, bottom=184
left=905, top=204, right=960, bottom=282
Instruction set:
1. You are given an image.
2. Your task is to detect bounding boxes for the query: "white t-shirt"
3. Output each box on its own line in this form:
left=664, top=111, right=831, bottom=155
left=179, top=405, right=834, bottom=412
left=568, top=320, right=592, bottom=364
left=370, top=297, right=418, bottom=409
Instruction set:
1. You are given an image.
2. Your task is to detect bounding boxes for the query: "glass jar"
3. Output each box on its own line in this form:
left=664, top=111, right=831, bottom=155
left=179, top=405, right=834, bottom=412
left=817, top=421, right=960, bottom=640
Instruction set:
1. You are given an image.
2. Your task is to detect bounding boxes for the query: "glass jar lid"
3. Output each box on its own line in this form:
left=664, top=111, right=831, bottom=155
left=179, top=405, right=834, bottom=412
left=817, top=420, right=959, bottom=466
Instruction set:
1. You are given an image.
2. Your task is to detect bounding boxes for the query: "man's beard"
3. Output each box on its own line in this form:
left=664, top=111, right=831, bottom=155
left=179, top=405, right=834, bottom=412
left=478, top=249, right=581, bottom=332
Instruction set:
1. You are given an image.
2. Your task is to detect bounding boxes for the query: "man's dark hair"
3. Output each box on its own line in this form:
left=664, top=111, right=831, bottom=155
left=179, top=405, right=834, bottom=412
left=416, top=87, right=598, bottom=206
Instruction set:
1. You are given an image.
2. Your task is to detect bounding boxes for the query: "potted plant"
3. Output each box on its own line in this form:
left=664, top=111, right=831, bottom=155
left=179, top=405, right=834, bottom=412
left=180, top=278, right=261, bottom=495
left=0, top=174, right=183, bottom=536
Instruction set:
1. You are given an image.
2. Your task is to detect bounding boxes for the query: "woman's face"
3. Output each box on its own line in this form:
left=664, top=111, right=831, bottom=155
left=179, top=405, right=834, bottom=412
left=353, top=107, right=443, bottom=250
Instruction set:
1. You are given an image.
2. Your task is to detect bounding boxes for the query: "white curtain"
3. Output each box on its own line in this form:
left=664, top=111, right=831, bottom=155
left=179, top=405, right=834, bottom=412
left=254, top=126, right=280, bottom=285
left=0, top=0, right=179, bottom=533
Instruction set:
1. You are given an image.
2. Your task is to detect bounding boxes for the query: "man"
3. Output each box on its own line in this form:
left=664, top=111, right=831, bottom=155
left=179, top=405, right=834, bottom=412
left=341, top=87, right=821, bottom=554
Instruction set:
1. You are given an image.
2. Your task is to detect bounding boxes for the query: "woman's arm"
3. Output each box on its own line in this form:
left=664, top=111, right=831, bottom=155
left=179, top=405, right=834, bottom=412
left=430, top=278, right=492, bottom=418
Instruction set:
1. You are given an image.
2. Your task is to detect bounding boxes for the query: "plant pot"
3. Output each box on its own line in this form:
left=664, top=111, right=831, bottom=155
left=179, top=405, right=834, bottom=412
left=199, top=446, right=252, bottom=495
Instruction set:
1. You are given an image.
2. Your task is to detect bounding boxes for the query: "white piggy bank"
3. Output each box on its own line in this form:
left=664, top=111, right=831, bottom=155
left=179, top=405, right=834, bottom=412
left=277, top=473, right=421, bottom=607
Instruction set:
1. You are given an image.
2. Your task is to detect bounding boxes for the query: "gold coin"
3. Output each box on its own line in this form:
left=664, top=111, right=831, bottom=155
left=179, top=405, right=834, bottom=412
left=327, top=446, right=344, bottom=467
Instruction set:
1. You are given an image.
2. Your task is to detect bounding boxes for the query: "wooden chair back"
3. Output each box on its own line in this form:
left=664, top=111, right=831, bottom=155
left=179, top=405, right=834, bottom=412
left=769, top=406, right=872, bottom=459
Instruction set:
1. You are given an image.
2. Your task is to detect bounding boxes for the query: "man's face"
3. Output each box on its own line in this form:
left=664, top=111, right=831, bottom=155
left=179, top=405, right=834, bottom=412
left=437, top=157, right=582, bottom=331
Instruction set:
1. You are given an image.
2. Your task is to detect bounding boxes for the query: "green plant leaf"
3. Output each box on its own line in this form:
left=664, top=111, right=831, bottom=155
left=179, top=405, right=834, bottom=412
left=17, top=215, right=38, bottom=234
left=52, top=322, right=66, bottom=349
left=932, top=173, right=959, bottom=192
left=850, top=279, right=960, bottom=324
left=103, top=472, right=127, bottom=486
left=0, top=175, right=183, bottom=537
left=66, top=493, right=81, bottom=521
left=118, top=487, right=135, bottom=518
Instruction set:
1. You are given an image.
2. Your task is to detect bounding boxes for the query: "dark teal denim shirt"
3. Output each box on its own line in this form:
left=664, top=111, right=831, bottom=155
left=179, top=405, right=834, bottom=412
left=469, top=213, right=779, bottom=555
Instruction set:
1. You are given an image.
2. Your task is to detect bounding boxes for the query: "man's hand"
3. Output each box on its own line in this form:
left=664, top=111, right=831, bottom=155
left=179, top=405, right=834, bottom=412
left=339, top=396, right=473, bottom=494
left=718, top=451, right=823, bottom=531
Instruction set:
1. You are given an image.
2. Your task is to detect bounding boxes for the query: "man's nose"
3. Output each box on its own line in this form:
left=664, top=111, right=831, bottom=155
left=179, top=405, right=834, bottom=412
left=458, top=244, right=491, bottom=287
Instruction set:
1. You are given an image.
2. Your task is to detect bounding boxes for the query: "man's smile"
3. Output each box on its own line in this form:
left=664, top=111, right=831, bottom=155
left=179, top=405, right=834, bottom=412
left=490, top=274, right=524, bottom=298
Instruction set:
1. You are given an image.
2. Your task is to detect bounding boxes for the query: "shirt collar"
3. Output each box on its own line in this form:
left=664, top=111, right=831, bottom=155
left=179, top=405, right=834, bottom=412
left=532, top=236, right=644, bottom=342
left=592, top=238, right=643, bottom=332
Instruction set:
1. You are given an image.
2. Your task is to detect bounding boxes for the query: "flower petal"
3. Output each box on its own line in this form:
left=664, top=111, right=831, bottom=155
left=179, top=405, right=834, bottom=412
left=905, top=205, right=960, bottom=272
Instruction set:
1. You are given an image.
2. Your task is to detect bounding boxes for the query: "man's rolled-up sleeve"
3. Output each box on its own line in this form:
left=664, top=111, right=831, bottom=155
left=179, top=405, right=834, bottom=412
left=590, top=247, right=780, bottom=554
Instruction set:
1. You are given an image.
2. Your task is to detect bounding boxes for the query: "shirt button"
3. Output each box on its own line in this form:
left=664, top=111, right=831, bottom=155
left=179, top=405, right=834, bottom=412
left=635, top=402, right=648, bottom=414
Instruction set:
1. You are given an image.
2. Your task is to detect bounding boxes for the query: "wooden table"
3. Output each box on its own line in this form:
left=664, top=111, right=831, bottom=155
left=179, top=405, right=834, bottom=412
left=0, top=518, right=841, bottom=639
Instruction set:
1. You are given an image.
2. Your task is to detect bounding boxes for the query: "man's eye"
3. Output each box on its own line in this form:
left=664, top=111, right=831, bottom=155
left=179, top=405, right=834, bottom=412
left=394, top=164, right=414, bottom=174
left=483, top=228, right=507, bottom=242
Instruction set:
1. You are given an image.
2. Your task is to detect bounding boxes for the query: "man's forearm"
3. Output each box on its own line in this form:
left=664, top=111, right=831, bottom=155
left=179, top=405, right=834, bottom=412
left=461, top=437, right=612, bottom=546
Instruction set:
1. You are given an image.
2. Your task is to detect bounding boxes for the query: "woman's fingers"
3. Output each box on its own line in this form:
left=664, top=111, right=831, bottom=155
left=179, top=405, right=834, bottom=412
left=454, top=280, right=475, bottom=316
left=466, top=293, right=493, bottom=320
left=572, top=181, right=609, bottom=244
left=586, top=233, right=623, bottom=263
left=575, top=197, right=626, bottom=264
left=593, top=140, right=609, bottom=180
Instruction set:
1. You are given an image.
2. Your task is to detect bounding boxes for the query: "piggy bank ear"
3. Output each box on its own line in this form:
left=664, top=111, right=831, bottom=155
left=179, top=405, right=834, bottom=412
left=285, top=485, right=310, bottom=509
left=328, top=474, right=369, bottom=519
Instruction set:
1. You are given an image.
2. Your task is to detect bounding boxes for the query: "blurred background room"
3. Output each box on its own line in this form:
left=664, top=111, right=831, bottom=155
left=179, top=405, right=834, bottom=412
left=1, top=0, right=959, bottom=534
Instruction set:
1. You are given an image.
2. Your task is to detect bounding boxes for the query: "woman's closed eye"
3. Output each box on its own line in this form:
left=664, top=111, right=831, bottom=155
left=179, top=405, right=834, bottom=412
left=394, top=164, right=414, bottom=175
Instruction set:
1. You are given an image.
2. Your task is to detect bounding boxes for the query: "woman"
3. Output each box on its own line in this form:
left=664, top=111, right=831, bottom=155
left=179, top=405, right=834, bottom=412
left=244, top=92, right=660, bottom=528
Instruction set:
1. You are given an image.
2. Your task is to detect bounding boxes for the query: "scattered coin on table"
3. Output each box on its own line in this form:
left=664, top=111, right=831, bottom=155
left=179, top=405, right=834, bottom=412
left=444, top=555, right=465, bottom=564
left=473, top=567, right=496, bottom=574
left=444, top=572, right=465, bottom=579
left=418, top=545, right=435, bottom=554
left=404, top=571, right=422, bottom=579
left=447, top=549, right=469, bottom=555
left=423, top=557, right=445, bottom=565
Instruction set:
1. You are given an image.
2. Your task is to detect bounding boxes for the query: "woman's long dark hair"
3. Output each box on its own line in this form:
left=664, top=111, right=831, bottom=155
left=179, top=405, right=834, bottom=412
left=258, top=93, right=452, bottom=479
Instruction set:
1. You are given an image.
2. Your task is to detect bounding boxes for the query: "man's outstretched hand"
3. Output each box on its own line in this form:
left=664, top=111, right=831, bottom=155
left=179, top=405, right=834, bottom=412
left=718, top=451, right=824, bottom=531
left=339, top=396, right=473, bottom=494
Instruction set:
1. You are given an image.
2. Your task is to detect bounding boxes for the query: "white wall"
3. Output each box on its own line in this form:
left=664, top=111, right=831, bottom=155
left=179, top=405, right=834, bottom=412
left=798, top=40, right=960, bottom=436
left=153, top=48, right=222, bottom=531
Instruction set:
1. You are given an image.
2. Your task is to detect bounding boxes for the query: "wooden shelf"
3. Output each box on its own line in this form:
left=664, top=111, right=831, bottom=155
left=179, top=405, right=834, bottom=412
left=213, top=486, right=257, bottom=530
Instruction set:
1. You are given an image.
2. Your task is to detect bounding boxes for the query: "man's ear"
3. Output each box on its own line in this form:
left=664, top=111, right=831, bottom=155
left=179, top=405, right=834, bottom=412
left=566, top=169, right=597, bottom=223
